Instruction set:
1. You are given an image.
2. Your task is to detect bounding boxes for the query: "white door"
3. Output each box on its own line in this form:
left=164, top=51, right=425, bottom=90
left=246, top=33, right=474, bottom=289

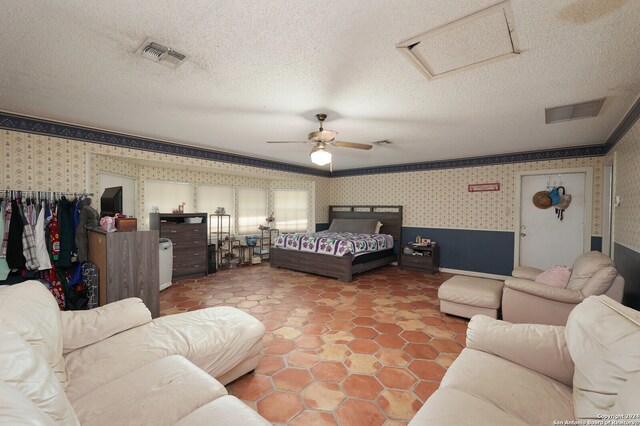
left=98, top=172, right=137, bottom=217
left=518, top=172, right=588, bottom=269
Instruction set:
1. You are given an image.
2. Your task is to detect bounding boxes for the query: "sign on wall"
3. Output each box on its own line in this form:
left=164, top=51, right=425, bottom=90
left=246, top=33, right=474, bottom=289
left=468, top=183, right=500, bottom=192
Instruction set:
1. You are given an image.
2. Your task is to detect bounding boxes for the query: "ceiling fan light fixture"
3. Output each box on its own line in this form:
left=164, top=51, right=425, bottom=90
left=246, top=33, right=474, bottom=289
left=310, top=147, right=332, bottom=166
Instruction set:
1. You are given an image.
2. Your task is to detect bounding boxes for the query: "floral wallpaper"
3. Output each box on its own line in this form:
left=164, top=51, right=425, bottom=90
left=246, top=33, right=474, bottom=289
left=2, top=129, right=605, bottom=237
left=607, top=118, right=640, bottom=252
left=330, top=157, right=603, bottom=235
left=1, top=131, right=320, bottom=229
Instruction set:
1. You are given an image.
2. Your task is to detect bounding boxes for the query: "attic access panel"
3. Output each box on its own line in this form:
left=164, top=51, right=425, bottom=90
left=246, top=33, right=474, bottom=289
left=397, top=0, right=519, bottom=80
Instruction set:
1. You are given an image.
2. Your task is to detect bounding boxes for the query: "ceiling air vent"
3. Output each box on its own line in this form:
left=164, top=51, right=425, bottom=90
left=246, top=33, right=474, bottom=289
left=545, top=98, right=606, bottom=124
left=136, top=38, right=187, bottom=69
left=396, top=0, right=519, bottom=80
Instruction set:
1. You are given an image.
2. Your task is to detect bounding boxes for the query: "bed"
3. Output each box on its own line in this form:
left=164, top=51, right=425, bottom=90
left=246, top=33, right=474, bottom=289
left=269, top=205, right=403, bottom=282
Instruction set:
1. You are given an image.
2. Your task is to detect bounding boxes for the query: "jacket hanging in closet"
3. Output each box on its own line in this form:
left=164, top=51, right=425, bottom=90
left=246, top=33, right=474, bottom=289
left=20, top=200, right=39, bottom=271
left=57, top=197, right=75, bottom=267
left=6, top=200, right=26, bottom=269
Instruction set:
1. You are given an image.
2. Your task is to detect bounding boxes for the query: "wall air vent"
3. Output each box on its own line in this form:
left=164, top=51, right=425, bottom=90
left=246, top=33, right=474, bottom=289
left=396, top=0, right=519, bottom=80
left=545, top=98, right=606, bottom=124
left=136, top=38, right=187, bottom=69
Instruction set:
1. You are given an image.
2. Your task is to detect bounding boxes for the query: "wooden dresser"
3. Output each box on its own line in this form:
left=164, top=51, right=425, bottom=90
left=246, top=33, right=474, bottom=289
left=88, top=229, right=160, bottom=317
left=149, top=213, right=208, bottom=280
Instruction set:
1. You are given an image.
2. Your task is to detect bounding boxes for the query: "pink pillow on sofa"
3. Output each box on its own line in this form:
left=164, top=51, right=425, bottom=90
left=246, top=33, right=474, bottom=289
left=535, top=265, right=572, bottom=288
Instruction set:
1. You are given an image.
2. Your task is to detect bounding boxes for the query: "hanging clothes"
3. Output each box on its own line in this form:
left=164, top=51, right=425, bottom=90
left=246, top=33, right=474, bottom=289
left=57, top=197, right=74, bottom=267
left=20, top=201, right=39, bottom=271
left=49, top=206, right=60, bottom=262
left=73, top=196, right=81, bottom=254
left=75, top=198, right=99, bottom=263
left=0, top=200, right=9, bottom=280
left=1, top=199, right=10, bottom=256
left=46, top=269, right=65, bottom=310
left=6, top=199, right=26, bottom=269
left=35, top=200, right=52, bottom=271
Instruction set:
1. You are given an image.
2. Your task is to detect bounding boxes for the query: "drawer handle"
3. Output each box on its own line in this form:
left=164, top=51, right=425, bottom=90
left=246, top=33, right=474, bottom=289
left=194, top=265, right=199, bottom=268
left=170, top=230, right=177, bottom=233
left=194, top=253, right=200, bottom=256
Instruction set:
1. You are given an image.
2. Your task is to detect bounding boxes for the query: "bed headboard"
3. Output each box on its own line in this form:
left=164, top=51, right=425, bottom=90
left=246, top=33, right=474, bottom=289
left=328, top=205, right=403, bottom=242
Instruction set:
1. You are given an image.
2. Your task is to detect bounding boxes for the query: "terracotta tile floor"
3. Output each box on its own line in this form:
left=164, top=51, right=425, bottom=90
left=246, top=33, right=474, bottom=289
left=160, top=264, right=468, bottom=425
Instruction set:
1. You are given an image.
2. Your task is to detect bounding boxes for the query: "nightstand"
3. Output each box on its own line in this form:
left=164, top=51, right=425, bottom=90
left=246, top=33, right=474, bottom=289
left=400, top=243, right=440, bottom=274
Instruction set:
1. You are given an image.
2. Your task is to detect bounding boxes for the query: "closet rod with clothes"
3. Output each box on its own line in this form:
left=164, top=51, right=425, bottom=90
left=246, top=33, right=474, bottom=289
left=1, top=190, right=100, bottom=310
left=1, top=190, right=95, bottom=276
left=0, top=190, right=94, bottom=197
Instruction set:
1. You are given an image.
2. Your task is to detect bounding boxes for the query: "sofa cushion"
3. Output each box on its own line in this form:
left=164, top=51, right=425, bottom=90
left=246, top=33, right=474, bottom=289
left=438, top=275, right=503, bottom=309
left=613, top=371, right=640, bottom=414
left=566, top=295, right=640, bottom=418
left=438, top=348, right=575, bottom=425
left=579, top=266, right=617, bottom=297
left=0, top=381, right=57, bottom=426
left=0, top=328, right=79, bottom=426
left=410, top=388, right=530, bottom=426
left=60, top=297, right=152, bottom=354
left=64, top=306, right=265, bottom=402
left=0, top=281, right=68, bottom=389
left=174, top=395, right=272, bottom=426
left=566, top=252, right=614, bottom=290
left=466, top=315, right=574, bottom=386
left=72, top=355, right=227, bottom=426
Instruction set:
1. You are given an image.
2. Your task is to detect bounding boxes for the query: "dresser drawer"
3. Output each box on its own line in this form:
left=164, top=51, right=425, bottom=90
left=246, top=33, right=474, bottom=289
left=169, top=236, right=206, bottom=250
left=401, top=253, right=436, bottom=272
left=174, top=249, right=205, bottom=264
left=160, top=223, right=206, bottom=236
left=173, top=262, right=206, bottom=275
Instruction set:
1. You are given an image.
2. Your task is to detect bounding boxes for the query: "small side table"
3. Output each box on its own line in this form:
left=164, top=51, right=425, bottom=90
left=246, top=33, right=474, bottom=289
left=235, top=245, right=255, bottom=267
left=400, top=243, right=440, bottom=274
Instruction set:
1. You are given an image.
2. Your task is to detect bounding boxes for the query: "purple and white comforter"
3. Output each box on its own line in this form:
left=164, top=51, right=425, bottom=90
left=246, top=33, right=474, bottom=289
left=274, top=231, right=394, bottom=257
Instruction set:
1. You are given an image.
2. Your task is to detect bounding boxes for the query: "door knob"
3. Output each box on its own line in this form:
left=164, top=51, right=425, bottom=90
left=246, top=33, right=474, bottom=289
left=520, top=232, right=526, bottom=237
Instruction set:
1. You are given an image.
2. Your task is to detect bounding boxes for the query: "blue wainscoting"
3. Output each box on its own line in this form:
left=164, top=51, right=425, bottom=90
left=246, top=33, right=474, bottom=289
left=613, top=243, right=640, bottom=310
left=315, top=223, right=605, bottom=279
left=591, top=236, right=603, bottom=252
left=403, top=227, right=514, bottom=276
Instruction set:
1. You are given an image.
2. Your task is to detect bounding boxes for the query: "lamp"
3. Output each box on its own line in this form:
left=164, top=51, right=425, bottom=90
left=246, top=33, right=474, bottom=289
left=310, top=146, right=332, bottom=166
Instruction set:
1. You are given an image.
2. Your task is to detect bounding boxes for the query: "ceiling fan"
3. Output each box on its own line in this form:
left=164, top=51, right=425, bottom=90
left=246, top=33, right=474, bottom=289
left=267, top=113, right=372, bottom=166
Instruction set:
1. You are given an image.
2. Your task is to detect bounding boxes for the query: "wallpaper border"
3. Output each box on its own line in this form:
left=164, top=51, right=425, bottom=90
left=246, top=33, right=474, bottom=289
left=0, top=110, right=615, bottom=179
left=330, top=145, right=606, bottom=177
left=0, top=111, right=330, bottom=177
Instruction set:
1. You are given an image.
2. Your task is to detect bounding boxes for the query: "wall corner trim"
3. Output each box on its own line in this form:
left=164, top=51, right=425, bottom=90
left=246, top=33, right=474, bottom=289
left=604, top=95, right=640, bottom=153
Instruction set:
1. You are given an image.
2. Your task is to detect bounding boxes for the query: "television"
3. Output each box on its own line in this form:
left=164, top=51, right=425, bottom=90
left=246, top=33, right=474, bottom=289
left=100, top=186, right=123, bottom=217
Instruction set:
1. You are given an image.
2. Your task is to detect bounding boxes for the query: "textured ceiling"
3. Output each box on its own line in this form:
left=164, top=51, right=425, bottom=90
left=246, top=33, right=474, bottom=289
left=1, top=0, right=639, bottom=171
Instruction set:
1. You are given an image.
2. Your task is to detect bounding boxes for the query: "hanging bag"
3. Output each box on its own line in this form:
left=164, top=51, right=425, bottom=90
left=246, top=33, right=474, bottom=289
left=548, top=187, right=562, bottom=205
left=554, top=187, right=572, bottom=221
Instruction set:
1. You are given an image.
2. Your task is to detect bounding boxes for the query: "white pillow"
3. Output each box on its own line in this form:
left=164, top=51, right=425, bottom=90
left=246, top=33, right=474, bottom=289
left=375, top=221, right=383, bottom=233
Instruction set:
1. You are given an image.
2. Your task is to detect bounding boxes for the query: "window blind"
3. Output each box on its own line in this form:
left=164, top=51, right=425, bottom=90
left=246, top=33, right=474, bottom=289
left=238, top=188, right=267, bottom=234
left=145, top=180, right=192, bottom=214
left=274, top=190, right=309, bottom=233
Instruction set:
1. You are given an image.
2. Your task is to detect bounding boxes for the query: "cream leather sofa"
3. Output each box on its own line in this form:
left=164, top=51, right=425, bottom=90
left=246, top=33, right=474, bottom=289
left=503, top=251, right=625, bottom=325
left=410, top=295, right=640, bottom=425
left=0, top=281, right=270, bottom=426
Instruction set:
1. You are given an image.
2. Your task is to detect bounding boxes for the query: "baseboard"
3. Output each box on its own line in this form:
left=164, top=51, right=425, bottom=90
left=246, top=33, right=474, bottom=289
left=439, top=267, right=510, bottom=281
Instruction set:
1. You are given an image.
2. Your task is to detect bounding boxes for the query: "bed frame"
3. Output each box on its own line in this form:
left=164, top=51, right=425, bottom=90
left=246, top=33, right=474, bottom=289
left=270, top=205, right=403, bottom=282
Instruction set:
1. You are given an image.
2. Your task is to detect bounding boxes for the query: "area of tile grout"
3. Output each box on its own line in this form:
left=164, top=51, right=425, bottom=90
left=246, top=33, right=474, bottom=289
left=160, top=264, right=467, bottom=426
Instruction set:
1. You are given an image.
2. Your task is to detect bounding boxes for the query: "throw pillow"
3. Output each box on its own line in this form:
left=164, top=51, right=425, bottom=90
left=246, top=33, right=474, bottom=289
left=535, top=265, right=572, bottom=288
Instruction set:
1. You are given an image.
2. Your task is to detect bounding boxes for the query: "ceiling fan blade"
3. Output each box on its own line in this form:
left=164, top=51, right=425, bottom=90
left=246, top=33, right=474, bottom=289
left=266, top=141, right=308, bottom=144
left=333, top=141, right=373, bottom=150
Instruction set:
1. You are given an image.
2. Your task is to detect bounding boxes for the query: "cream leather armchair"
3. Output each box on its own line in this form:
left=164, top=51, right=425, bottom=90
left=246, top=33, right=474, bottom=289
left=502, top=251, right=625, bottom=326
